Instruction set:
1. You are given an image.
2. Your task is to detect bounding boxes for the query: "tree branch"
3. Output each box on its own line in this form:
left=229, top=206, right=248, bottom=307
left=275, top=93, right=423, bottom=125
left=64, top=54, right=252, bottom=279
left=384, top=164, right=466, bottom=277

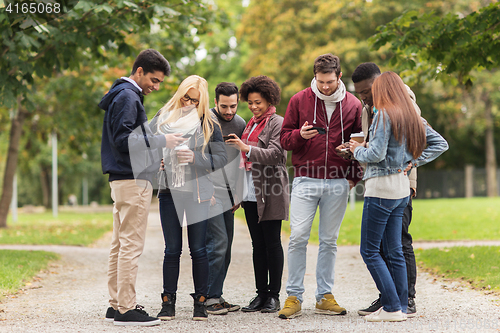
left=1, top=46, right=9, bottom=57
left=474, top=20, right=500, bottom=36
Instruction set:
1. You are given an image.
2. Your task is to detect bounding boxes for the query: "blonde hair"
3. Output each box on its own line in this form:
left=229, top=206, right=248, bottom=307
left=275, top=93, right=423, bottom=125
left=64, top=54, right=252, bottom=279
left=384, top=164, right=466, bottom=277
left=372, top=71, right=426, bottom=159
left=158, top=75, right=216, bottom=156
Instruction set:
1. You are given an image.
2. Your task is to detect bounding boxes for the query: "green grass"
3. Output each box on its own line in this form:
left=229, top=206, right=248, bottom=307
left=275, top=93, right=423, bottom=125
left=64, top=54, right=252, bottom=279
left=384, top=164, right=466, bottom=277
left=0, top=250, right=60, bottom=296
left=0, top=212, right=111, bottom=297
left=339, top=197, right=500, bottom=245
left=236, top=197, right=500, bottom=245
left=235, top=197, right=500, bottom=292
left=1, top=212, right=113, bottom=246
left=415, top=246, right=500, bottom=293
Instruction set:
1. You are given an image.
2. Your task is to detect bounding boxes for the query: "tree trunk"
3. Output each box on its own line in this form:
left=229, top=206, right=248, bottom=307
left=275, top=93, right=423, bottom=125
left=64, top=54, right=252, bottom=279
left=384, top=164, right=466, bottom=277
left=0, top=105, right=28, bottom=228
left=40, top=166, right=50, bottom=208
left=483, top=93, right=497, bottom=197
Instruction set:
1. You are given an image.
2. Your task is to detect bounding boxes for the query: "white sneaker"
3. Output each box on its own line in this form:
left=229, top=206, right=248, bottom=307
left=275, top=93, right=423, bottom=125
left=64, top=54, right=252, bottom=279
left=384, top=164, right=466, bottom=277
left=364, top=308, right=407, bottom=322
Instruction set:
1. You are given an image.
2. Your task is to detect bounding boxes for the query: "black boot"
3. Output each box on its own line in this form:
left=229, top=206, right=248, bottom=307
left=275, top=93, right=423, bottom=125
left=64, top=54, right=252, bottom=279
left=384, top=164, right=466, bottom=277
left=191, top=293, right=208, bottom=321
left=157, top=293, right=176, bottom=320
left=241, top=294, right=267, bottom=312
left=261, top=296, right=280, bottom=313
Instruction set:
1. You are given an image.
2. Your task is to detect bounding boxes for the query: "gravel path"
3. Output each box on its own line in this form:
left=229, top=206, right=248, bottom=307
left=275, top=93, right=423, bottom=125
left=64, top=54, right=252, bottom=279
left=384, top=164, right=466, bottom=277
left=1, top=209, right=499, bottom=332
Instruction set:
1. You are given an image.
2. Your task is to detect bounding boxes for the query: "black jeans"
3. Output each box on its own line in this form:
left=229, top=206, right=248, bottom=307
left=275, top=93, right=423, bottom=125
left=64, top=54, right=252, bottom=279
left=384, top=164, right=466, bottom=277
left=381, top=190, right=417, bottom=298
left=243, top=201, right=284, bottom=298
left=159, top=191, right=209, bottom=296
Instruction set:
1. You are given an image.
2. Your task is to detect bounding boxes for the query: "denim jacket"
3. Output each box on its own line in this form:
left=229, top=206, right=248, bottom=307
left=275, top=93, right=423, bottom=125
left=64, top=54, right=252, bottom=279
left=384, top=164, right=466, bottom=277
left=354, top=111, right=448, bottom=181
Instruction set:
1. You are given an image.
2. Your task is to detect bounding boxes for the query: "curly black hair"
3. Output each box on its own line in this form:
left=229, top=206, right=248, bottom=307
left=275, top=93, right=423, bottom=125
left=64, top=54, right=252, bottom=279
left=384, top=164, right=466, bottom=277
left=239, top=75, right=281, bottom=106
left=352, top=62, right=381, bottom=83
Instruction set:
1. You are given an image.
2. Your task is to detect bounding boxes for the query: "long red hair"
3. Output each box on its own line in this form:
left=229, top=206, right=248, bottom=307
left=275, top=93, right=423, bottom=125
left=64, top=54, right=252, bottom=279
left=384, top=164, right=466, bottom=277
left=372, top=72, right=426, bottom=159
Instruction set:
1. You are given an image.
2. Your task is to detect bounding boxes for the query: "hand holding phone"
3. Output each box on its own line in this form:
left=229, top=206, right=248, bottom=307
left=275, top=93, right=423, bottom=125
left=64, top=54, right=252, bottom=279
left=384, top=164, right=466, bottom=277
left=300, top=121, right=320, bottom=139
left=307, top=127, right=326, bottom=134
left=223, top=134, right=236, bottom=142
left=335, top=143, right=354, bottom=160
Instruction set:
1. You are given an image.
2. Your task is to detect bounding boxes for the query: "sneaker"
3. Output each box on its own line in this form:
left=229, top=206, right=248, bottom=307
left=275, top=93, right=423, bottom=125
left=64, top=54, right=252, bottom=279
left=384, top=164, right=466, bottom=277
left=206, top=302, right=229, bottom=315
left=261, top=296, right=280, bottom=313
left=315, top=294, right=347, bottom=315
left=241, top=295, right=266, bottom=312
left=104, top=307, right=116, bottom=323
left=358, top=297, right=382, bottom=316
left=157, top=293, right=176, bottom=320
left=114, top=305, right=161, bottom=326
left=407, top=297, right=417, bottom=318
left=278, top=296, right=302, bottom=319
left=364, top=308, right=407, bottom=322
left=221, top=301, right=240, bottom=312
left=191, top=293, right=208, bottom=321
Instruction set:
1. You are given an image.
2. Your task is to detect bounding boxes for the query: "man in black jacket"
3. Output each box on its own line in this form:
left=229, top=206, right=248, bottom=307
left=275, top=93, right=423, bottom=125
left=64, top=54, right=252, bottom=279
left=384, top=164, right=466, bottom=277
left=205, top=82, right=246, bottom=315
left=99, top=49, right=184, bottom=326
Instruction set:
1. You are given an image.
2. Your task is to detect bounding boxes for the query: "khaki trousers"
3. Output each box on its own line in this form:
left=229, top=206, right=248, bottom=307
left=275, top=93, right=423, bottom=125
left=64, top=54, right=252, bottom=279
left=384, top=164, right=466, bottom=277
left=108, top=179, right=152, bottom=314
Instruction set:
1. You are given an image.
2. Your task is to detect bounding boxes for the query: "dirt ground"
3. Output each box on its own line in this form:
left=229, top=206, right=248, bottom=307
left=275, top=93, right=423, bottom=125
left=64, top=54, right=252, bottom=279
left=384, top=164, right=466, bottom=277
left=1, top=208, right=499, bottom=332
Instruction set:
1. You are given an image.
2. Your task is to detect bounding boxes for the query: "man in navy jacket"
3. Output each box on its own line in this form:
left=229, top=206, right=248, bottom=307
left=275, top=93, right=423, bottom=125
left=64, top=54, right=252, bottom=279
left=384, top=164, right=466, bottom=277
left=99, top=49, right=184, bottom=326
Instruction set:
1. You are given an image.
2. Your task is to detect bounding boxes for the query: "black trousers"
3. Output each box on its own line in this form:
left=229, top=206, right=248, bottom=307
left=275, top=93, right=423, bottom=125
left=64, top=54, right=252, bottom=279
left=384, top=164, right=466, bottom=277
left=243, top=201, right=284, bottom=298
left=381, top=191, right=417, bottom=298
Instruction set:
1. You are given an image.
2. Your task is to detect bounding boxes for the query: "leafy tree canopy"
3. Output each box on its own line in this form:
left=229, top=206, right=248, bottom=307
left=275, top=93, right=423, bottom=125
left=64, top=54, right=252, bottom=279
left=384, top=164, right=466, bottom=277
left=0, top=0, right=214, bottom=110
left=370, top=1, right=500, bottom=86
left=238, top=0, right=446, bottom=113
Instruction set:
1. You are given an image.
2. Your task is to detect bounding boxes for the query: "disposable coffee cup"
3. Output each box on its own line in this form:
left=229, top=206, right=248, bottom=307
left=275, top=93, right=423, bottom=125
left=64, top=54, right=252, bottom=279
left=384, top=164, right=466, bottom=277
left=350, top=132, right=364, bottom=143
left=174, top=144, right=189, bottom=166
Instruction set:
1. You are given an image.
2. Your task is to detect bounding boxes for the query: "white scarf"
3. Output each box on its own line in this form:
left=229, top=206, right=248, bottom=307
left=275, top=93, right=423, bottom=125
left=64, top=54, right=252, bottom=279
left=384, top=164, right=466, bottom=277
left=311, top=77, right=346, bottom=103
left=310, top=78, right=347, bottom=143
left=159, top=108, right=201, bottom=188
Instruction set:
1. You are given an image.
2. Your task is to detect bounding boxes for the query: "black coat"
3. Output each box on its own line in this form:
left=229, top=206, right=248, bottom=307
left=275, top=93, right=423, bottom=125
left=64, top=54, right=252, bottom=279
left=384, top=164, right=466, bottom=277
left=158, top=118, right=227, bottom=203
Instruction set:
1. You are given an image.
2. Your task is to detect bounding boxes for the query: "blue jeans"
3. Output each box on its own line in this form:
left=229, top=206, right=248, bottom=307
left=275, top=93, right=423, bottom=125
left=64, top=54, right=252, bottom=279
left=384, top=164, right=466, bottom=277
left=206, top=197, right=234, bottom=302
left=159, top=191, right=209, bottom=296
left=360, top=196, right=409, bottom=313
left=286, top=177, right=349, bottom=303
left=380, top=190, right=417, bottom=298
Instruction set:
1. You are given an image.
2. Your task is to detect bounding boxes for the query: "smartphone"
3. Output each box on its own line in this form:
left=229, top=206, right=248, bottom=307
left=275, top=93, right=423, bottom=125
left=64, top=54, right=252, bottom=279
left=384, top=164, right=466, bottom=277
left=308, top=126, right=326, bottom=134
left=223, top=135, right=235, bottom=141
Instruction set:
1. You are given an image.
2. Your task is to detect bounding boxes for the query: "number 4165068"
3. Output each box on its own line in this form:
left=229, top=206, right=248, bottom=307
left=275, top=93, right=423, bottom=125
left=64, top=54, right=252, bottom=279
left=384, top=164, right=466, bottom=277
left=5, top=2, right=61, bottom=14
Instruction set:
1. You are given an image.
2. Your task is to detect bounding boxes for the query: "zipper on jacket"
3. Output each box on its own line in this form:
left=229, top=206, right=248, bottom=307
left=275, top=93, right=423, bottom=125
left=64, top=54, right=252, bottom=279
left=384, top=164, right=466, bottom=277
left=323, top=102, right=329, bottom=180
left=194, top=130, right=201, bottom=203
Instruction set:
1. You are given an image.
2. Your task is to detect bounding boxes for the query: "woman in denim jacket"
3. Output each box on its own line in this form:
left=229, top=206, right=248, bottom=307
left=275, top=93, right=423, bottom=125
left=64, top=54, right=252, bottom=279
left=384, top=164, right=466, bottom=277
left=349, top=72, right=448, bottom=322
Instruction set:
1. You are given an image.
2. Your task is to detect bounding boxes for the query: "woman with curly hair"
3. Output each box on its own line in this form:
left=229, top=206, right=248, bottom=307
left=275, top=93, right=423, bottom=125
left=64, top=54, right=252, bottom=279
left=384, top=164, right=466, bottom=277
left=225, top=75, right=289, bottom=313
left=155, top=75, right=227, bottom=321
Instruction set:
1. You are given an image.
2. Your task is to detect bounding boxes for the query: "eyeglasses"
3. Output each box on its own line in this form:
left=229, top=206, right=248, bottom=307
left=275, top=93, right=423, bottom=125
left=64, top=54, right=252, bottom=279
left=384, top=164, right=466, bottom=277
left=181, top=94, right=199, bottom=105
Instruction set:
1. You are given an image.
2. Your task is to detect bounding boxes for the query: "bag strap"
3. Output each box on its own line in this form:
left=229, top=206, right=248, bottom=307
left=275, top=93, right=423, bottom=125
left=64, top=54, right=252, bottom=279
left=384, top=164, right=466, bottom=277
left=208, top=144, right=235, bottom=207
left=140, top=123, right=156, bottom=166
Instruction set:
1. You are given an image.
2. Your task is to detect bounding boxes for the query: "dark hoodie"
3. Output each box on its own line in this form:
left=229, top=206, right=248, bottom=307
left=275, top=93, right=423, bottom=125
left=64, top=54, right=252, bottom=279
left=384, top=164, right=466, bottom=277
left=99, top=78, right=166, bottom=182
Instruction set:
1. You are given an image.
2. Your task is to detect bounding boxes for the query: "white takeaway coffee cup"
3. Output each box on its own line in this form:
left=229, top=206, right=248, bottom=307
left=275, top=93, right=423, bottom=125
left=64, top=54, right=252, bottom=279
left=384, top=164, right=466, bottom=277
left=350, top=132, right=364, bottom=143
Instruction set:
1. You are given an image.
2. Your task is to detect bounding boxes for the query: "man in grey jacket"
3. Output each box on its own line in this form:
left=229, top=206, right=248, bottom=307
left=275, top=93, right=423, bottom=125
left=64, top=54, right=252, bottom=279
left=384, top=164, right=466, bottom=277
left=205, top=82, right=246, bottom=315
left=351, top=62, right=418, bottom=318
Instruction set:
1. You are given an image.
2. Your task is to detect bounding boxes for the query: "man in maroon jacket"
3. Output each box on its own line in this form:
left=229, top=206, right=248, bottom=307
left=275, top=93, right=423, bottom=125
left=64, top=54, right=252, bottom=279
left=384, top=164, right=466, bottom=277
left=278, top=54, right=363, bottom=319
